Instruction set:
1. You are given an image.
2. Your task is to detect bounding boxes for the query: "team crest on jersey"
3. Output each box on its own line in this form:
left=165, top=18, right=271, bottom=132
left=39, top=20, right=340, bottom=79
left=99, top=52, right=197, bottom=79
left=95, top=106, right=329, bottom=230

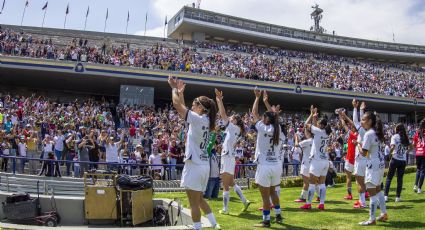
left=202, top=126, right=206, bottom=130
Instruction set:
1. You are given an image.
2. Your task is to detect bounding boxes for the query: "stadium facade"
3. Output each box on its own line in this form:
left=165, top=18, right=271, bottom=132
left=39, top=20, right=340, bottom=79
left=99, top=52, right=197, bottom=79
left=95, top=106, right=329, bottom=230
left=1, top=6, right=425, bottom=123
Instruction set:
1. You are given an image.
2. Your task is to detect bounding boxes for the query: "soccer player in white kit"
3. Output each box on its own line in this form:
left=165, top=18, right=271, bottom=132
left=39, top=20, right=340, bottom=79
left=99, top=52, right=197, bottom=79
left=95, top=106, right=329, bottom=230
left=357, top=111, right=388, bottom=226
left=353, top=102, right=368, bottom=208
left=168, top=76, right=221, bottom=230
left=252, top=89, right=283, bottom=227
left=294, top=128, right=313, bottom=203
left=214, top=89, right=251, bottom=215
left=300, top=105, right=332, bottom=210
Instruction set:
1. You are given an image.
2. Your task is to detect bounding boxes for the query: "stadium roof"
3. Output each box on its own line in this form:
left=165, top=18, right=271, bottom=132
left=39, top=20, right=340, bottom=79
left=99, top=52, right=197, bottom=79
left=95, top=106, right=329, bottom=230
left=167, top=6, right=425, bottom=64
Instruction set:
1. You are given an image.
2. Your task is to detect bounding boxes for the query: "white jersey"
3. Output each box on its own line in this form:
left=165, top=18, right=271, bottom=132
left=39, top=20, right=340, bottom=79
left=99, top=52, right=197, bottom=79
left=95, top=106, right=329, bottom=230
left=299, top=138, right=313, bottom=164
left=362, top=129, right=385, bottom=162
left=390, top=134, right=408, bottom=161
left=184, top=110, right=210, bottom=165
left=254, top=121, right=281, bottom=165
left=221, top=121, right=241, bottom=157
left=355, top=127, right=367, bottom=160
left=310, top=126, right=330, bottom=161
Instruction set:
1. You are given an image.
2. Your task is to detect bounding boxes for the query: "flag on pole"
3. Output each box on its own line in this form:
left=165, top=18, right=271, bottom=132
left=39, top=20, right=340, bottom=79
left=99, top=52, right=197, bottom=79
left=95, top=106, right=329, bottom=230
left=86, top=6, right=89, bottom=17
left=42, top=1, right=48, bottom=10
left=106, top=8, right=108, bottom=20
left=165, top=15, right=167, bottom=25
left=25, top=0, right=28, bottom=7
left=127, top=10, right=130, bottom=22
left=65, top=3, right=69, bottom=14
left=0, top=0, right=6, bottom=14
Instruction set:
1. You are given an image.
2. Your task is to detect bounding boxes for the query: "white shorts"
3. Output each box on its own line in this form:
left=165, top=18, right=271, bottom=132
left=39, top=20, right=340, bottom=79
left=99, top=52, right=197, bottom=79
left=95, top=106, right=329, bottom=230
left=365, top=159, right=385, bottom=188
left=354, top=158, right=367, bottom=177
left=181, top=160, right=209, bottom=192
left=220, top=155, right=235, bottom=175
left=345, top=162, right=354, bottom=173
left=255, top=164, right=282, bottom=187
left=300, top=159, right=311, bottom=177
left=309, top=159, right=329, bottom=177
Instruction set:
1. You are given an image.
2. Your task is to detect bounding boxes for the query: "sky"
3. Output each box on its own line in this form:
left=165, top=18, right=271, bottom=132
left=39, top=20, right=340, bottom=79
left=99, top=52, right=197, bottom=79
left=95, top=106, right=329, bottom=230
left=0, top=0, right=424, bottom=45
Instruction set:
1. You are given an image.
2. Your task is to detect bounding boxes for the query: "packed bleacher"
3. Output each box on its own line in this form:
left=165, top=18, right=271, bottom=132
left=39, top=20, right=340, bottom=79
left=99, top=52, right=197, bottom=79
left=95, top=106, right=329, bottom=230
left=0, top=91, right=418, bottom=182
left=0, top=26, right=424, bottom=99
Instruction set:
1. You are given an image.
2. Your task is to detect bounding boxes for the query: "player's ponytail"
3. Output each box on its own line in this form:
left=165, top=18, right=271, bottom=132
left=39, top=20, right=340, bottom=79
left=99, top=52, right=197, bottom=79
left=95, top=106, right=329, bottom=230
left=196, top=96, right=217, bottom=131
left=419, top=118, right=425, bottom=141
left=234, top=114, right=245, bottom=136
left=319, top=118, right=332, bottom=136
left=264, top=111, right=280, bottom=145
left=396, top=123, right=410, bottom=147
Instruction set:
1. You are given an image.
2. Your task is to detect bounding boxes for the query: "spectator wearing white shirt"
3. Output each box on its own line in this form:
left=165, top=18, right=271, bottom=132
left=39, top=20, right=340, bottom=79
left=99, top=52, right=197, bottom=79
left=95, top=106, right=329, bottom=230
left=17, top=137, right=27, bottom=173
left=105, top=137, right=122, bottom=171
left=54, top=130, right=65, bottom=161
left=149, top=145, right=162, bottom=179
left=291, top=145, right=301, bottom=176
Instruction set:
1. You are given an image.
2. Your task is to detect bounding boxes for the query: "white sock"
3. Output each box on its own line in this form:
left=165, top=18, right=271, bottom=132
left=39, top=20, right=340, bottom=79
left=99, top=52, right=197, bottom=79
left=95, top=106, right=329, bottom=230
left=369, top=195, right=378, bottom=221
left=275, top=186, right=281, bottom=199
left=307, top=184, right=316, bottom=204
left=378, top=191, right=387, bottom=214
left=360, top=192, right=366, bottom=205
left=301, top=190, right=307, bottom=199
left=206, top=213, right=217, bottom=226
left=193, top=222, right=202, bottom=230
left=223, top=191, right=230, bottom=211
left=234, top=184, right=247, bottom=204
left=315, top=185, right=320, bottom=197
left=319, top=184, right=326, bottom=205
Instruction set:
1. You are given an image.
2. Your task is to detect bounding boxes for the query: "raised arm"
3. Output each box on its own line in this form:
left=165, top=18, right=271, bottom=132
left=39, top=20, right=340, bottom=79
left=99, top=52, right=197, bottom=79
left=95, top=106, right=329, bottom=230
left=251, top=88, right=262, bottom=123
left=215, top=89, right=228, bottom=123
left=305, top=105, right=317, bottom=129
left=360, top=101, right=366, bottom=119
left=352, top=99, right=360, bottom=127
left=263, top=90, right=272, bottom=112
left=168, top=76, right=187, bottom=119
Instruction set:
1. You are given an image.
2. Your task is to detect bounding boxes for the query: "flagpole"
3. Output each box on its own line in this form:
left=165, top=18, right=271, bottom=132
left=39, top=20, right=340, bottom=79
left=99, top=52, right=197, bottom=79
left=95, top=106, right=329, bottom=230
left=42, top=8, right=47, bottom=28
left=144, top=12, right=147, bottom=36
left=64, top=14, right=67, bottom=29
left=126, top=21, right=129, bottom=35
left=21, top=4, right=27, bottom=26
left=104, top=9, right=108, bottom=33
left=84, top=16, right=87, bottom=31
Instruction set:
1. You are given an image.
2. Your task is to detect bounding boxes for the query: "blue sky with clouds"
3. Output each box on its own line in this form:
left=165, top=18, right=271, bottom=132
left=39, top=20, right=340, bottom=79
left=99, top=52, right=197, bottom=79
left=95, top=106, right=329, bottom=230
left=0, top=0, right=424, bottom=45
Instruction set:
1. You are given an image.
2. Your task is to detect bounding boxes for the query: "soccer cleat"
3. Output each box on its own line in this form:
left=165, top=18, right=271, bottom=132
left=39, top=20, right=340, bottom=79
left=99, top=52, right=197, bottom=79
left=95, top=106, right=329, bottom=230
left=354, top=200, right=360, bottom=206
left=414, top=185, right=418, bottom=192
left=353, top=202, right=367, bottom=209
left=384, top=196, right=388, bottom=202
left=275, top=214, right=283, bottom=224
left=359, top=219, right=376, bottom=226
left=212, top=223, right=222, bottom=230
left=395, top=197, right=401, bottom=202
left=294, top=198, right=306, bottom=203
left=418, top=189, right=422, bottom=194
left=242, top=200, right=252, bottom=212
left=317, top=204, right=325, bottom=210
left=344, top=194, right=353, bottom=200
left=219, top=210, right=229, bottom=215
left=300, top=203, right=312, bottom=210
left=365, top=192, right=370, bottom=199
left=254, top=220, right=271, bottom=228
left=377, top=213, right=388, bottom=222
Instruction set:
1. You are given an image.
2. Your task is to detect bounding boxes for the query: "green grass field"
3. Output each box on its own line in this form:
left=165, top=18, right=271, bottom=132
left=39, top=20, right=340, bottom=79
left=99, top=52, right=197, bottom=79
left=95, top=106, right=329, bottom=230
left=158, top=173, right=425, bottom=230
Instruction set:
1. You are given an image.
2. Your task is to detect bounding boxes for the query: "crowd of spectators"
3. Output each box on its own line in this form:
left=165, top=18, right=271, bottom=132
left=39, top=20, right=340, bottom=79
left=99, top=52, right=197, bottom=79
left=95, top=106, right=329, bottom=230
left=0, top=26, right=424, bottom=99
left=0, top=91, right=418, bottom=181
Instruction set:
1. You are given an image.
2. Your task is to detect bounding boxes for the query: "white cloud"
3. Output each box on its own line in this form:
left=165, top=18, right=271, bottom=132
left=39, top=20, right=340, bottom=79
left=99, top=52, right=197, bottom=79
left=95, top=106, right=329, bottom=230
left=138, top=0, right=425, bottom=45
left=135, top=27, right=166, bottom=38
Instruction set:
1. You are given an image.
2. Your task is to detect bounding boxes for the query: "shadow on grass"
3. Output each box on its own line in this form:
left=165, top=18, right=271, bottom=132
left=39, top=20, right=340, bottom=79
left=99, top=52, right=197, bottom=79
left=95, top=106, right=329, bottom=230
left=380, top=220, right=425, bottom=228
